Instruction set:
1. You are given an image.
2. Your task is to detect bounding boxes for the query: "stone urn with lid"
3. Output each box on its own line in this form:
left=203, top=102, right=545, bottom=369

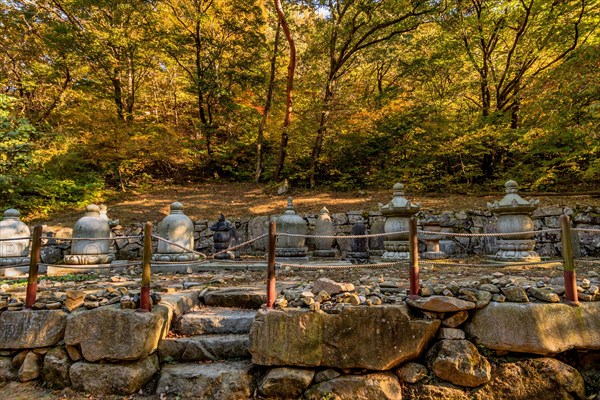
left=380, top=183, right=420, bottom=260
left=274, top=197, right=308, bottom=260
left=313, top=207, right=336, bottom=257
left=0, top=209, right=31, bottom=276
left=64, top=204, right=115, bottom=265
left=152, top=202, right=201, bottom=262
left=487, top=180, right=541, bottom=262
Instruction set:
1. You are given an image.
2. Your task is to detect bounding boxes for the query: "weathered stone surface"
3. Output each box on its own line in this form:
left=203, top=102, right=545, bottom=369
left=204, top=287, right=266, bottom=309
left=501, top=286, right=529, bottom=302
left=70, top=354, right=159, bottom=395
left=314, top=368, right=341, bottom=383
left=42, top=347, right=72, bottom=388
left=407, top=296, right=475, bottom=312
left=258, top=367, right=315, bottom=399
left=19, top=351, right=41, bottom=382
left=0, top=357, right=18, bottom=382
left=405, top=384, right=470, bottom=400
left=395, top=362, right=428, bottom=383
left=427, top=340, right=491, bottom=387
left=437, top=328, right=466, bottom=340
left=304, top=372, right=402, bottom=400
left=250, top=305, right=440, bottom=370
left=65, top=289, right=85, bottom=312
left=0, top=310, right=67, bottom=349
left=442, top=311, right=469, bottom=328
left=159, top=334, right=249, bottom=363
left=465, top=302, right=600, bottom=355
left=156, top=361, right=256, bottom=400
left=527, top=287, right=560, bottom=303
left=65, top=305, right=168, bottom=362
left=311, top=278, right=354, bottom=295
left=65, top=345, right=82, bottom=362
left=174, top=308, right=256, bottom=336
left=472, top=358, right=586, bottom=400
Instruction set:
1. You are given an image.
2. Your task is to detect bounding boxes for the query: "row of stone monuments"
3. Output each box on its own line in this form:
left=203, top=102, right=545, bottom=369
left=0, top=180, right=542, bottom=275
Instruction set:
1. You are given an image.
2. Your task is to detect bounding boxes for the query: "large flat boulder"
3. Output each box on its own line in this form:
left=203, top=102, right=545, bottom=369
left=427, top=339, right=491, bottom=387
left=204, top=287, right=266, bottom=309
left=465, top=302, right=600, bottom=355
left=156, top=361, right=257, bottom=399
left=174, top=308, right=256, bottom=336
left=70, top=354, right=159, bottom=395
left=0, top=310, right=67, bottom=349
left=158, top=334, right=249, bottom=363
left=65, top=305, right=169, bottom=362
left=304, top=372, right=403, bottom=400
left=250, top=305, right=440, bottom=370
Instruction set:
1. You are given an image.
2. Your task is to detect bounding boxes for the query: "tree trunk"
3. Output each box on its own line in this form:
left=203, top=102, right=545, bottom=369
left=273, top=0, right=296, bottom=183
left=308, top=81, right=333, bottom=188
left=255, top=23, right=280, bottom=183
left=111, top=76, right=125, bottom=121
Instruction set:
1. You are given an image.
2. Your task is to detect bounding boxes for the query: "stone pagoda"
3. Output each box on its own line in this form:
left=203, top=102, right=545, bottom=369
left=275, top=197, right=308, bottom=261
left=0, top=209, right=31, bottom=276
left=63, top=204, right=115, bottom=267
left=487, top=180, right=541, bottom=262
left=152, top=202, right=201, bottom=262
left=380, top=183, right=420, bottom=261
left=313, top=207, right=336, bottom=257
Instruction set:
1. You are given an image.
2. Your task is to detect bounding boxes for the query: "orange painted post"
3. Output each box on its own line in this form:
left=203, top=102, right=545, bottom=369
left=25, top=225, right=43, bottom=309
left=559, top=214, right=579, bottom=304
left=409, top=217, right=420, bottom=298
left=139, top=222, right=153, bottom=312
left=266, top=220, right=277, bottom=309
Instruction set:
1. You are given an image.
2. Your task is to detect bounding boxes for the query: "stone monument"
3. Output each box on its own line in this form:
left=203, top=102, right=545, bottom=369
left=380, top=183, right=420, bottom=261
left=60, top=204, right=115, bottom=273
left=152, top=202, right=201, bottom=262
left=274, top=197, right=308, bottom=261
left=422, top=216, right=446, bottom=260
left=487, top=180, right=541, bottom=262
left=313, top=207, right=336, bottom=257
left=345, top=221, right=369, bottom=263
left=210, top=214, right=238, bottom=260
left=0, top=209, right=31, bottom=276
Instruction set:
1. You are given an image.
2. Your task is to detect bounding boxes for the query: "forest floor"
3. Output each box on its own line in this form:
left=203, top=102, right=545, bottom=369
left=31, top=181, right=600, bottom=228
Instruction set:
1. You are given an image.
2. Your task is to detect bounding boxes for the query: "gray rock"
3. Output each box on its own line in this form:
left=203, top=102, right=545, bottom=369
left=65, top=305, right=169, bottom=362
left=42, top=347, right=72, bottom=388
left=18, top=351, right=41, bottom=382
left=156, top=361, right=256, bottom=399
left=0, top=356, right=18, bottom=382
left=406, top=384, right=470, bottom=400
left=501, top=286, right=529, bottom=302
left=395, top=362, right=428, bottom=383
left=472, top=358, right=586, bottom=400
left=476, top=290, right=492, bottom=308
left=174, top=308, right=256, bottom=336
left=311, top=278, right=354, bottom=296
left=478, top=284, right=500, bottom=294
left=407, top=296, right=476, bottom=312
left=304, top=372, right=402, bottom=400
left=250, top=305, right=440, bottom=370
left=465, top=302, right=600, bottom=355
left=204, top=287, right=266, bottom=309
left=427, top=339, right=491, bottom=387
left=0, top=310, right=67, bottom=349
left=442, top=311, right=469, bottom=328
left=527, top=287, right=560, bottom=303
left=491, top=294, right=506, bottom=302
left=313, top=368, right=341, bottom=383
left=70, top=354, right=159, bottom=395
left=258, top=367, right=315, bottom=399
left=437, top=327, right=466, bottom=340
left=159, top=334, right=249, bottom=363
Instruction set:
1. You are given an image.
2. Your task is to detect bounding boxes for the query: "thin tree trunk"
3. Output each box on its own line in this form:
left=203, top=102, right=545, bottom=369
left=273, top=0, right=296, bottom=183
left=255, top=22, right=281, bottom=183
left=308, top=81, right=333, bottom=188
left=111, top=76, right=125, bottom=121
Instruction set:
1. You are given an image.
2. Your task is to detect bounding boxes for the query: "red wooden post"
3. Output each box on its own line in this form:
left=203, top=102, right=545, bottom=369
left=138, top=222, right=153, bottom=312
left=409, top=217, right=420, bottom=298
left=266, top=220, right=277, bottom=309
left=25, top=225, right=43, bottom=308
left=560, top=214, right=579, bottom=304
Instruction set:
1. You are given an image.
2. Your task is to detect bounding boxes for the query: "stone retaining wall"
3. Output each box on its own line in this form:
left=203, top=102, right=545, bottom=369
left=39, top=205, right=600, bottom=264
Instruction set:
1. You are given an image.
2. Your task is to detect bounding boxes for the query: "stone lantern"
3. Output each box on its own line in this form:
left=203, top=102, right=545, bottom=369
left=487, top=180, right=541, bottom=262
left=313, top=207, right=336, bottom=257
left=0, top=209, right=31, bottom=276
left=152, top=202, right=201, bottom=262
left=380, top=183, right=420, bottom=261
left=64, top=204, right=115, bottom=266
left=422, top=216, right=446, bottom=260
left=274, top=197, right=308, bottom=260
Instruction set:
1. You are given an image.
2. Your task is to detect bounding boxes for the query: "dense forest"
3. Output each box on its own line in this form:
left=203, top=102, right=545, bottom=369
left=1, top=0, right=599, bottom=215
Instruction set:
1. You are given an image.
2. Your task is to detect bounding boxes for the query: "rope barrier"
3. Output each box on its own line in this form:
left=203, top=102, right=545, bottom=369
left=151, top=235, right=208, bottom=259
left=419, top=260, right=563, bottom=268
left=38, top=262, right=141, bottom=269
left=573, top=228, right=600, bottom=234
left=277, top=231, right=409, bottom=239
left=574, top=258, right=600, bottom=265
left=211, top=234, right=268, bottom=257
left=418, top=229, right=562, bottom=238
left=41, top=235, right=142, bottom=241
left=0, top=237, right=32, bottom=242
left=277, top=261, right=408, bottom=270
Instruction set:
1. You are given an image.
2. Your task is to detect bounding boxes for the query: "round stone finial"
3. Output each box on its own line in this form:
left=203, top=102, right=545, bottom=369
left=393, top=182, right=405, bottom=195
left=3, top=209, right=20, bottom=219
left=170, top=202, right=184, bottom=214
left=320, top=206, right=329, bottom=215
left=505, top=180, right=518, bottom=194
left=85, top=204, right=100, bottom=215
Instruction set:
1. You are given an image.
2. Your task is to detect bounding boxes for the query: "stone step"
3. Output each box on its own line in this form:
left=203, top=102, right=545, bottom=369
left=174, top=307, right=257, bottom=336
left=156, top=361, right=257, bottom=399
left=159, top=334, right=250, bottom=363
left=202, top=286, right=266, bottom=309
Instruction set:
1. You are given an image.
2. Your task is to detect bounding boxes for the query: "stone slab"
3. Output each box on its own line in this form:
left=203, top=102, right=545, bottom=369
left=250, top=305, right=440, bottom=370
left=65, top=305, right=169, bottom=362
left=159, top=334, right=250, bottom=363
left=465, top=302, right=600, bottom=355
left=0, top=310, right=67, bottom=349
left=304, top=372, right=403, bottom=400
left=174, top=308, right=256, bottom=336
left=204, top=287, right=266, bottom=309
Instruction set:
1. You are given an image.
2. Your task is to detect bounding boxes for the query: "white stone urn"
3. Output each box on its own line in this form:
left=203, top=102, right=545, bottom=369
left=64, top=204, right=115, bottom=265
left=0, top=209, right=31, bottom=273
left=153, top=202, right=201, bottom=262
left=274, top=197, right=308, bottom=258
left=487, top=180, right=541, bottom=262
left=313, top=207, right=336, bottom=257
